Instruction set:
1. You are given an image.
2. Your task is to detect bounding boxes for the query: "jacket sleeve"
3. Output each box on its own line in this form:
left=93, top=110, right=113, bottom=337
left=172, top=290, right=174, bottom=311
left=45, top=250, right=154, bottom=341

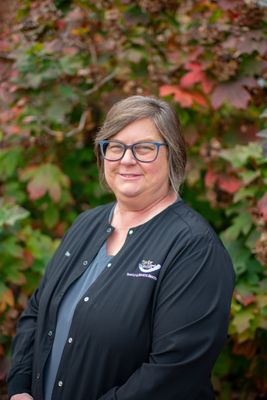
left=98, top=233, right=235, bottom=400
left=6, top=211, right=86, bottom=397
left=7, top=275, right=46, bottom=397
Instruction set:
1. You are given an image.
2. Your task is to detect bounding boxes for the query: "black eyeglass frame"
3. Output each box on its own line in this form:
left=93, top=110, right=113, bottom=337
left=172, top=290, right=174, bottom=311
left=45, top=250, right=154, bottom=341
left=99, top=140, right=168, bottom=163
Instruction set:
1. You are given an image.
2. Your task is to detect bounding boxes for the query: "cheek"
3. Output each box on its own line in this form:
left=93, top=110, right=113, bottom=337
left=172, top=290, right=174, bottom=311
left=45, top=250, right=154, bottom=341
left=103, top=161, right=117, bottom=185
left=149, top=159, right=169, bottom=181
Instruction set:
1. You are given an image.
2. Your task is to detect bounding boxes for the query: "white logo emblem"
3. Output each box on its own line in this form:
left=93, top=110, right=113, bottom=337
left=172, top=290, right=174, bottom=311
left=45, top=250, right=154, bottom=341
left=138, top=260, right=161, bottom=273
left=65, top=251, right=71, bottom=257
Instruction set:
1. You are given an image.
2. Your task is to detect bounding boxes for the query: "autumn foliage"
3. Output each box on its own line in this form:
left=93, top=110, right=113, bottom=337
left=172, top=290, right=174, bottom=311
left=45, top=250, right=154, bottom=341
left=0, top=0, right=267, bottom=398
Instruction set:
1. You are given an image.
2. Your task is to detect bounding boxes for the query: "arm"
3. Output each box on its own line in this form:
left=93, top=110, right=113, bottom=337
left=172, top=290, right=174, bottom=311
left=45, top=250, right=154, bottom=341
left=99, top=233, right=235, bottom=400
left=7, top=211, right=87, bottom=397
left=7, top=277, right=46, bottom=398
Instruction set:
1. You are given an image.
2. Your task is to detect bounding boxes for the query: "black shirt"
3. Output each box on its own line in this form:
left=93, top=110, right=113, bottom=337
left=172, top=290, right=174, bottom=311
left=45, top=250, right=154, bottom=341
left=7, top=200, right=235, bottom=400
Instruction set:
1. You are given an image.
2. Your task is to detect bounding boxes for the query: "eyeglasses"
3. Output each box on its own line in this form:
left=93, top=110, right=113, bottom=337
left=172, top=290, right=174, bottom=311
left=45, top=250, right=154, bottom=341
left=99, top=140, right=168, bottom=163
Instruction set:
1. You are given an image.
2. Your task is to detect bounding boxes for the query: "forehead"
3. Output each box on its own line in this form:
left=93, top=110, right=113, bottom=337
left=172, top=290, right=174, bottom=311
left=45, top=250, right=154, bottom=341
left=111, top=118, right=163, bottom=142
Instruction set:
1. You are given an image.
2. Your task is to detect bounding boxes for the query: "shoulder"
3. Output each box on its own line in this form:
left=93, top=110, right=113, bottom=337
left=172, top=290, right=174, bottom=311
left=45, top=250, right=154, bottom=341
left=69, top=202, right=114, bottom=231
left=160, top=201, right=235, bottom=284
left=55, top=202, right=114, bottom=249
left=167, top=200, right=216, bottom=240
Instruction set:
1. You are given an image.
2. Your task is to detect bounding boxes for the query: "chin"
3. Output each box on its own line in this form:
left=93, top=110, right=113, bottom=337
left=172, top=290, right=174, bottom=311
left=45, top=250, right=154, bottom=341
left=119, top=191, right=141, bottom=198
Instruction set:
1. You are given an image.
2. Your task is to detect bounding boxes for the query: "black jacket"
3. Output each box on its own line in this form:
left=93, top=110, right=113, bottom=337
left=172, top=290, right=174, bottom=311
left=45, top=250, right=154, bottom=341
left=7, top=200, right=235, bottom=400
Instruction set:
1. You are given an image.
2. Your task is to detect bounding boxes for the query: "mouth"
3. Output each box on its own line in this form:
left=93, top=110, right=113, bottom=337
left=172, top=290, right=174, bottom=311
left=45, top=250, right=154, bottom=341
left=119, top=173, right=141, bottom=179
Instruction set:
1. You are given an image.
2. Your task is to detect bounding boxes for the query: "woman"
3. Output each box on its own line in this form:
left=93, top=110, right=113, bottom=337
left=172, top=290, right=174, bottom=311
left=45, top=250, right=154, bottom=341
left=8, top=95, right=235, bottom=400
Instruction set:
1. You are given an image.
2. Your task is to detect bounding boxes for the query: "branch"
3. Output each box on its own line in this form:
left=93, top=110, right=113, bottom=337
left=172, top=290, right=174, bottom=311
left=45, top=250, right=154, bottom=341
left=43, top=110, right=89, bottom=138
left=85, top=70, right=117, bottom=95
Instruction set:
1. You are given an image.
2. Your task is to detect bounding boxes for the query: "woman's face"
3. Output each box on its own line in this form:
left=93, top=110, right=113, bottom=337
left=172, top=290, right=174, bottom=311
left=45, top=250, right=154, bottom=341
left=103, top=118, right=170, bottom=207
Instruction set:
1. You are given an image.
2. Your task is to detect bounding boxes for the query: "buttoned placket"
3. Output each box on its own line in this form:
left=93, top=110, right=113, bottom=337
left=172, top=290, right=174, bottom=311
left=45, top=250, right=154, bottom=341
left=49, top=223, right=118, bottom=393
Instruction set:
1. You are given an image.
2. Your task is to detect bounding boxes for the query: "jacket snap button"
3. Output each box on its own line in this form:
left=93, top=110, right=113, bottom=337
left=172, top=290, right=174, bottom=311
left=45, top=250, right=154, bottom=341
left=129, top=229, right=133, bottom=235
left=48, top=330, right=53, bottom=337
left=84, top=296, right=89, bottom=302
left=58, top=380, right=63, bottom=387
left=107, top=227, right=112, bottom=233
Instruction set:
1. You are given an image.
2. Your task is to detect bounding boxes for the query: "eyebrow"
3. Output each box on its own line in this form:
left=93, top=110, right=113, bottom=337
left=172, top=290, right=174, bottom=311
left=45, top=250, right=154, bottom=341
left=109, top=138, right=160, bottom=143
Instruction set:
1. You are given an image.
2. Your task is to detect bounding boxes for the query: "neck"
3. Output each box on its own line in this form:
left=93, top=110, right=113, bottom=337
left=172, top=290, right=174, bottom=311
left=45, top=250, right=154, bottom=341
left=112, top=190, right=178, bottom=230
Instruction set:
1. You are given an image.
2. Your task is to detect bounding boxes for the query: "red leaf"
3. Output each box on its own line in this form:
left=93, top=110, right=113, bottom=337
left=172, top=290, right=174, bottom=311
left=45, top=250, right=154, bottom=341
left=180, top=63, right=203, bottom=87
left=190, top=92, right=207, bottom=107
left=258, top=193, right=267, bottom=222
left=160, top=85, right=192, bottom=107
left=218, top=0, right=244, bottom=10
left=205, top=168, right=218, bottom=188
left=159, top=85, right=207, bottom=108
left=56, top=19, right=66, bottom=30
left=235, top=292, right=256, bottom=307
left=23, top=250, right=34, bottom=267
left=218, top=176, right=241, bottom=194
left=211, top=80, right=253, bottom=109
left=224, top=32, right=267, bottom=56
left=180, top=63, right=213, bottom=94
left=28, top=180, right=46, bottom=200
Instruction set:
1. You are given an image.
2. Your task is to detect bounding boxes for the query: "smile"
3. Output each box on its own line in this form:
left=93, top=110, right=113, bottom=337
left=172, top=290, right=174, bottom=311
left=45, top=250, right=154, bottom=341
left=119, top=173, right=141, bottom=179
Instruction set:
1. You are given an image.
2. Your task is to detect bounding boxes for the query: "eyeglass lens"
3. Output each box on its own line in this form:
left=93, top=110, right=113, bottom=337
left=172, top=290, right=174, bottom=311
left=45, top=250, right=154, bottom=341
left=102, top=141, right=159, bottom=162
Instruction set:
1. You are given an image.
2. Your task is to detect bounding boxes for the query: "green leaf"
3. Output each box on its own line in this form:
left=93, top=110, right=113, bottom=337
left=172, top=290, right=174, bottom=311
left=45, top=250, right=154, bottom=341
left=223, top=212, right=253, bottom=240
left=0, top=148, right=23, bottom=179
left=3, top=182, right=27, bottom=203
left=59, top=55, right=85, bottom=75
left=4, top=263, right=26, bottom=285
left=44, top=204, right=59, bottom=228
left=233, top=187, right=257, bottom=203
left=20, top=164, right=70, bottom=202
left=0, top=199, right=29, bottom=228
left=220, top=143, right=264, bottom=168
left=221, top=238, right=251, bottom=276
left=245, top=230, right=261, bottom=251
left=239, top=170, right=261, bottom=185
left=0, top=282, right=8, bottom=297
left=26, top=229, right=56, bottom=266
left=231, top=308, right=255, bottom=334
left=0, top=237, right=23, bottom=258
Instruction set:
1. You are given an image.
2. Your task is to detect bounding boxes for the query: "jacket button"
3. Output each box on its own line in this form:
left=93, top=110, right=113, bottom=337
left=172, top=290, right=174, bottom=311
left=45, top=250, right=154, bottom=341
left=107, top=262, right=112, bottom=268
left=84, top=296, right=89, bottom=302
left=83, top=260, right=88, bottom=266
left=107, top=227, right=112, bottom=233
left=58, top=380, right=63, bottom=387
left=48, top=330, right=53, bottom=337
left=36, top=373, right=40, bottom=380
left=129, top=229, right=133, bottom=235
left=68, top=337, right=73, bottom=343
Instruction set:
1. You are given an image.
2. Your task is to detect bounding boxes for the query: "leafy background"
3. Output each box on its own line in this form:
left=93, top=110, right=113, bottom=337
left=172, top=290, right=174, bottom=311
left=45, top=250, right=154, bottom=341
left=0, top=0, right=267, bottom=398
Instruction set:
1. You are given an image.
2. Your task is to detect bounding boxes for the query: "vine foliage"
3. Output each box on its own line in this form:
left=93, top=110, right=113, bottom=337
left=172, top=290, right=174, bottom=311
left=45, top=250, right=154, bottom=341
left=0, top=0, right=267, bottom=397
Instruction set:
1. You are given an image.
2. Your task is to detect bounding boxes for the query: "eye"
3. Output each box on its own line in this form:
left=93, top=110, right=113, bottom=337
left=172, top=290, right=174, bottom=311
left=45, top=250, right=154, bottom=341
left=107, top=142, right=124, bottom=154
left=134, top=143, right=156, bottom=154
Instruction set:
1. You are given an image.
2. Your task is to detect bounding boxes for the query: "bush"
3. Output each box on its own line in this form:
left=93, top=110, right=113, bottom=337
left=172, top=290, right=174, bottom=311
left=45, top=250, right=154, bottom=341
left=0, top=0, right=266, bottom=397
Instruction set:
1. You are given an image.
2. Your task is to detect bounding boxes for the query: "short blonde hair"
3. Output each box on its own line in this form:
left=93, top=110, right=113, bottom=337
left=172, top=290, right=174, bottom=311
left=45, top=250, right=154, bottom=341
left=94, top=95, right=186, bottom=192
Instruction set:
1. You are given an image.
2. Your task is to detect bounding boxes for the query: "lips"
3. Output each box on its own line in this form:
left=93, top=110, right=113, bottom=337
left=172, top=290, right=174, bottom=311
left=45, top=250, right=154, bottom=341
left=119, top=173, right=142, bottom=179
left=120, top=174, right=140, bottom=177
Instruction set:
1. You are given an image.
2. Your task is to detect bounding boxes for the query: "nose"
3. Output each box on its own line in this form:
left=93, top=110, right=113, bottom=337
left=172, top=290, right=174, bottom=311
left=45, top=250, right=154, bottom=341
left=120, top=148, right=137, bottom=164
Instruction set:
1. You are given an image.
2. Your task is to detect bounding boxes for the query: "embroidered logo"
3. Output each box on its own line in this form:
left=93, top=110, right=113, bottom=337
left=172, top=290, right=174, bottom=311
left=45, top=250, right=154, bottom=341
left=126, top=259, right=162, bottom=281
left=138, top=260, right=161, bottom=273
